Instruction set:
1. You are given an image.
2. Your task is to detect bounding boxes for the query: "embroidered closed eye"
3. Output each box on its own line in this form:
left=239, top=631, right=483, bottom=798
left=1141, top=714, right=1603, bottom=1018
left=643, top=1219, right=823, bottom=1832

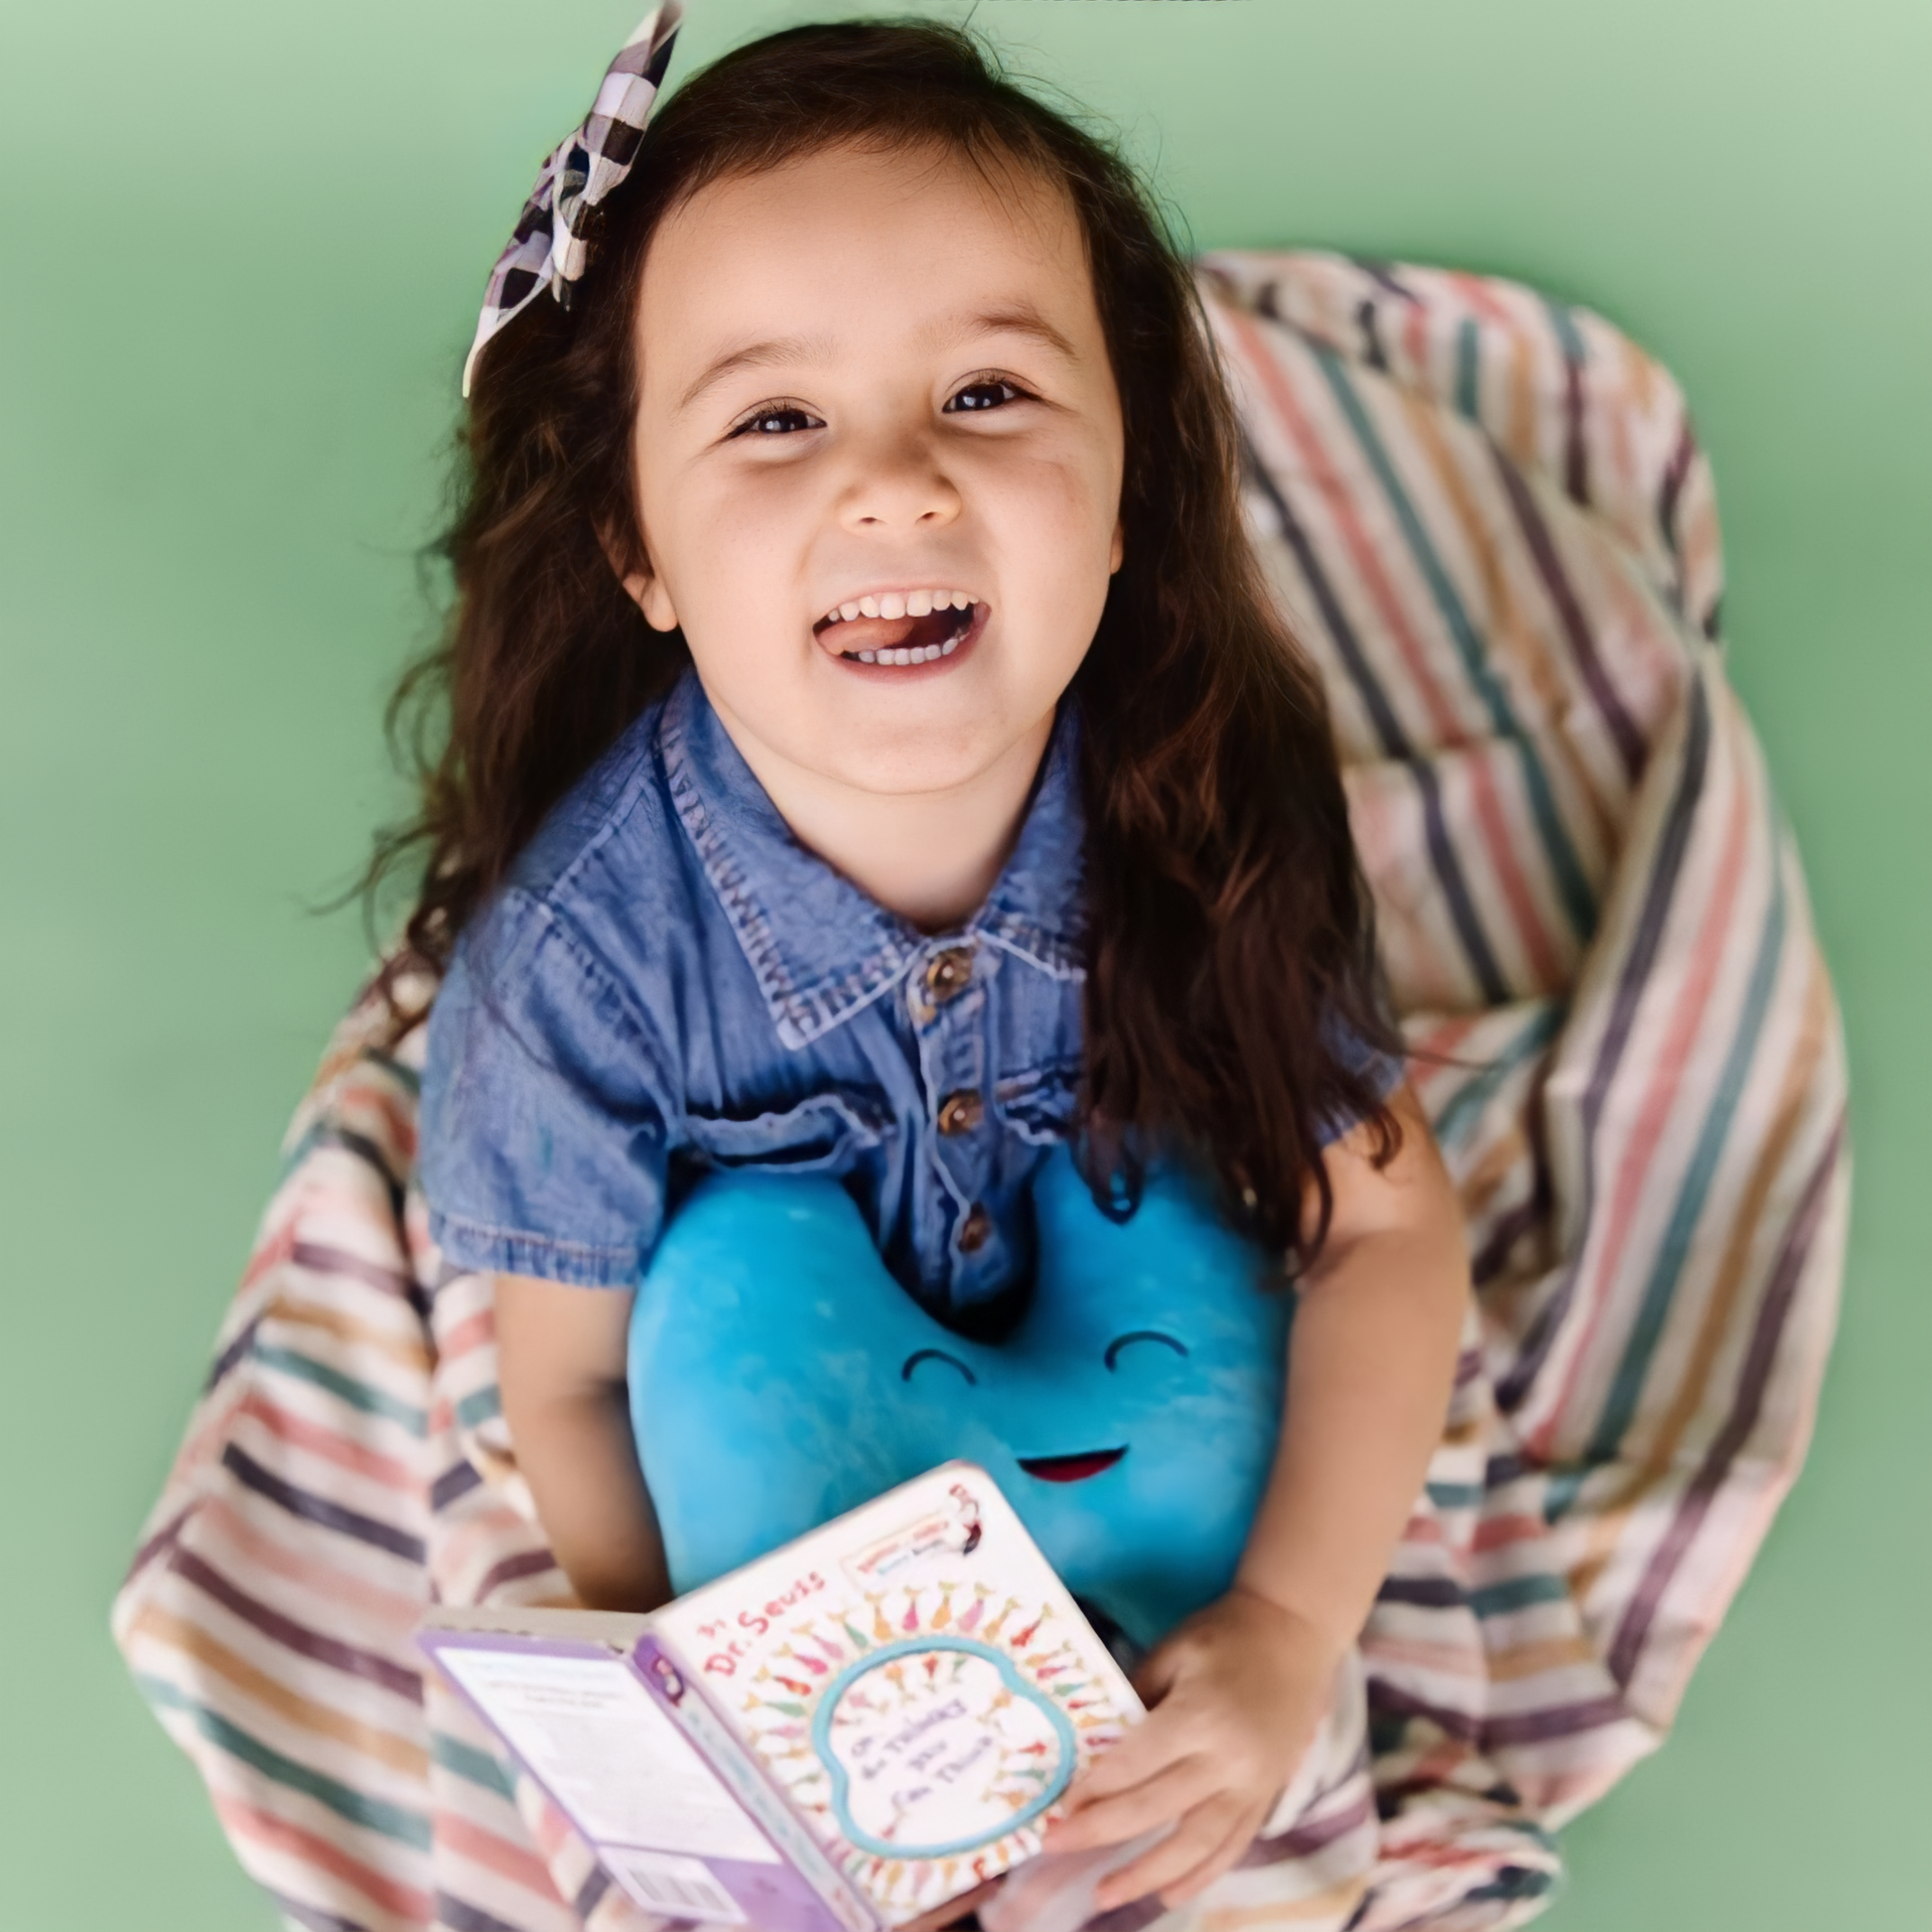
left=1104, top=1330, right=1188, bottom=1371
left=901, top=1347, right=978, bottom=1386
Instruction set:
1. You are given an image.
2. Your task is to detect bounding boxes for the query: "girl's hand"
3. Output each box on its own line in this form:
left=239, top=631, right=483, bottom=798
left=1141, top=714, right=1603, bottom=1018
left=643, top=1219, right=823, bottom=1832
left=1042, top=1587, right=1342, bottom=1912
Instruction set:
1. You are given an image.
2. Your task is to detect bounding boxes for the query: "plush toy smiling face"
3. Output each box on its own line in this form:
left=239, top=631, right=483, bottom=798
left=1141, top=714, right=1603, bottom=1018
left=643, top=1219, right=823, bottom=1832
left=630, top=1147, right=1291, bottom=1647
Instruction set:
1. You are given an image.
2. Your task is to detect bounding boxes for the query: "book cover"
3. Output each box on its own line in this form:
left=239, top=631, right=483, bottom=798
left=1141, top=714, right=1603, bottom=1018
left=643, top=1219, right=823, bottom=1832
left=422, top=1611, right=855, bottom=1929
left=649, top=1464, right=1141, bottom=1924
left=421, top=1464, right=1141, bottom=1929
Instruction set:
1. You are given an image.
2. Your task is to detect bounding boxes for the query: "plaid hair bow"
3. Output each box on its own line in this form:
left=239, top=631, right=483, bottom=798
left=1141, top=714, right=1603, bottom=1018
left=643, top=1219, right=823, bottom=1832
left=463, top=3, right=685, bottom=395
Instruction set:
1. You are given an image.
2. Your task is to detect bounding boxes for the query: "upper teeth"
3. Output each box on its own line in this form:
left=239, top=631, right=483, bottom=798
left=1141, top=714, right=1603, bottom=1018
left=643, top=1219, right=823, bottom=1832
left=824, top=590, right=974, bottom=625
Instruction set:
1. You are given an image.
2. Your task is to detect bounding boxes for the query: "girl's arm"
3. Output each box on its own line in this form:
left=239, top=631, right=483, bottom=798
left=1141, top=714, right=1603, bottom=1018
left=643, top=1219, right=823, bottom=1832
left=1242, top=1080, right=1470, bottom=1649
left=1045, top=1083, right=1468, bottom=1911
left=494, top=1276, right=673, bottom=1612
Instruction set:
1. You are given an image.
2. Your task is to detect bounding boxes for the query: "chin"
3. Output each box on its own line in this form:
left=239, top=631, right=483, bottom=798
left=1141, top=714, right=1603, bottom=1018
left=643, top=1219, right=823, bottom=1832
left=812, top=709, right=1013, bottom=794
left=830, top=743, right=997, bottom=798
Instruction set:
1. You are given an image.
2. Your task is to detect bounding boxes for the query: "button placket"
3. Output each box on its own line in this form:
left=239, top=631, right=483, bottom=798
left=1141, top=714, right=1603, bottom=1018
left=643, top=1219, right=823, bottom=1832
left=955, top=1203, right=994, bottom=1254
left=908, top=941, right=999, bottom=1295
left=925, top=944, right=975, bottom=1007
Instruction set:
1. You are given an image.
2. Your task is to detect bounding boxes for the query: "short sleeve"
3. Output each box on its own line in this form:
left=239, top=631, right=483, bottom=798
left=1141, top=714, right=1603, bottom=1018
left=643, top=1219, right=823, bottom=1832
left=419, top=893, right=674, bottom=1288
left=1315, top=1007, right=1406, bottom=1147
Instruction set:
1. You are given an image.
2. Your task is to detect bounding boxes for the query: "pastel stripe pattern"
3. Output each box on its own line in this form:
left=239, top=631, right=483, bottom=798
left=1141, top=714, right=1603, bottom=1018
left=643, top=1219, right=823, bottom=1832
left=114, top=255, right=1846, bottom=1932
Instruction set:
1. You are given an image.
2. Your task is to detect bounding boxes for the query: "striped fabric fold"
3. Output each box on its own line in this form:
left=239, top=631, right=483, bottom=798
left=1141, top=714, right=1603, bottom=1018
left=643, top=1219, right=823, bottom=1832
left=115, top=254, right=1846, bottom=1932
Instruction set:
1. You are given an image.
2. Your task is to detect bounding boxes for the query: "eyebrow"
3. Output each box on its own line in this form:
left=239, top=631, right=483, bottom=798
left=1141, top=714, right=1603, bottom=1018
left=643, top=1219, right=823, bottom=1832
left=673, top=304, right=1081, bottom=417
left=941, top=304, right=1079, bottom=363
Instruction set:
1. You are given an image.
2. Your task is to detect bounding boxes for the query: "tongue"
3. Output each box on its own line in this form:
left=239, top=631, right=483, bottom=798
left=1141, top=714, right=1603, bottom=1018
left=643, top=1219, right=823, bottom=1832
left=820, top=609, right=963, bottom=655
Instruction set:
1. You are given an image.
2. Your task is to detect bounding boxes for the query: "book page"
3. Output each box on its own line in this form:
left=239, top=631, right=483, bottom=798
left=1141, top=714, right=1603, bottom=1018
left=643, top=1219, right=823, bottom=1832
left=651, top=1464, right=1141, bottom=1925
left=433, top=1644, right=779, bottom=1866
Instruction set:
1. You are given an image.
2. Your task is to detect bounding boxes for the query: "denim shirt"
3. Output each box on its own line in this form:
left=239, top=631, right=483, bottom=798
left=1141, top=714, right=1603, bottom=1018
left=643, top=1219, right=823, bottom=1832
left=422, top=671, right=1092, bottom=1311
left=420, top=671, right=1393, bottom=1312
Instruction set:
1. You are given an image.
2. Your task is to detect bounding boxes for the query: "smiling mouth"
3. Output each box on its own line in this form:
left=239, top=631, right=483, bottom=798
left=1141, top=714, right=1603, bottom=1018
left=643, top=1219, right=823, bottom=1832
left=1017, top=1447, right=1127, bottom=1483
left=813, top=593, right=983, bottom=667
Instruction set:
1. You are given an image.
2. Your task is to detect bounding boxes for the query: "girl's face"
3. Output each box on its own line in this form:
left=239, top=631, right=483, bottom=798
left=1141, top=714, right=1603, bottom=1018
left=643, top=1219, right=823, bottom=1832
left=626, top=143, right=1126, bottom=803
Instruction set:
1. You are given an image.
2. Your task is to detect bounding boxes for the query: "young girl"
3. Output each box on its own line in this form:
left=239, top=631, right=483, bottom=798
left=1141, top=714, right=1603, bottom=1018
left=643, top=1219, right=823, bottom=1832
left=391, top=11, right=1468, bottom=1918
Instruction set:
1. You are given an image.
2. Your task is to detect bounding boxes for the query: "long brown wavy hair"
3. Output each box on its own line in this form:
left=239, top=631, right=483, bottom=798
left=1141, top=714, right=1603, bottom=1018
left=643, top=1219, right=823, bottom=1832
left=368, top=18, right=1399, bottom=1260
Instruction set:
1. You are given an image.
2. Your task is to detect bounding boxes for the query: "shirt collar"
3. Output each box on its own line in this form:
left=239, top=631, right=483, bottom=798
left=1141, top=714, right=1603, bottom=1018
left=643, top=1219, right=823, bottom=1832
left=659, top=672, right=1087, bottom=1049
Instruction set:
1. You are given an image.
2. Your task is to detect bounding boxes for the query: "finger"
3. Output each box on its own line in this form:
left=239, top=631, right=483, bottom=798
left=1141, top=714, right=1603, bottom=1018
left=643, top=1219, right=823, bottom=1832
left=1062, top=1703, right=1202, bottom=1804
left=1155, top=1804, right=1273, bottom=1907
left=1132, top=1636, right=1184, bottom=1707
left=1091, top=1796, right=1255, bottom=1912
left=1044, top=1756, right=1218, bottom=1854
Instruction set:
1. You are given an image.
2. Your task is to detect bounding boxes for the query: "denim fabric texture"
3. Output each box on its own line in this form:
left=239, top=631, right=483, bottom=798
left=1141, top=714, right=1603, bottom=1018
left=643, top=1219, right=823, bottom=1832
left=420, top=670, right=1394, bottom=1311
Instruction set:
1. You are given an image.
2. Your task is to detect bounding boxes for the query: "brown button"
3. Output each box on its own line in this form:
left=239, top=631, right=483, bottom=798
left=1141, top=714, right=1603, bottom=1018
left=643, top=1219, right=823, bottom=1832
left=936, top=1090, right=984, bottom=1136
left=924, top=945, right=975, bottom=1005
left=956, top=1204, right=993, bottom=1254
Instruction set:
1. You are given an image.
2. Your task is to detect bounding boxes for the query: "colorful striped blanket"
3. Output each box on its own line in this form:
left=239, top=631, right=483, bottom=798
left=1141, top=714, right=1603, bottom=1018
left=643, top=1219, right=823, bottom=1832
left=114, top=255, right=1848, bottom=1932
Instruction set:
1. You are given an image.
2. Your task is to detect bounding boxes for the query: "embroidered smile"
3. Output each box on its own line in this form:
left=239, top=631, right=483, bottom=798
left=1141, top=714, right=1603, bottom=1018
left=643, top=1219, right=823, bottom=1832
left=1017, top=1447, right=1127, bottom=1483
left=813, top=589, right=982, bottom=665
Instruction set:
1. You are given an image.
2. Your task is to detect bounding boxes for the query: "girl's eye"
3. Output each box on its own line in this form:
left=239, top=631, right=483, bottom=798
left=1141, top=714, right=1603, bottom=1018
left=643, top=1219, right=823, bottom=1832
left=945, top=378, right=1029, bottom=414
left=730, top=404, right=822, bottom=438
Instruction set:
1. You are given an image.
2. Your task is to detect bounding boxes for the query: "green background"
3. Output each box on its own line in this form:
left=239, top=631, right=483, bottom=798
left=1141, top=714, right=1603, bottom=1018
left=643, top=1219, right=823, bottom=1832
left=1, top=1, right=1924, bottom=1926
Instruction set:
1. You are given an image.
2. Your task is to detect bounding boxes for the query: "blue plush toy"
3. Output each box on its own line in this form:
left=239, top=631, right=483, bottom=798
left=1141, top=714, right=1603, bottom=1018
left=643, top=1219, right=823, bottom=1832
left=628, top=1146, right=1292, bottom=1649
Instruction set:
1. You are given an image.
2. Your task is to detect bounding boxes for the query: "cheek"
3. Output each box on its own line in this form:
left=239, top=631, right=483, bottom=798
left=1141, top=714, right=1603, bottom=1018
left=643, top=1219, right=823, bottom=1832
left=983, top=447, right=1122, bottom=589
left=651, top=471, right=807, bottom=625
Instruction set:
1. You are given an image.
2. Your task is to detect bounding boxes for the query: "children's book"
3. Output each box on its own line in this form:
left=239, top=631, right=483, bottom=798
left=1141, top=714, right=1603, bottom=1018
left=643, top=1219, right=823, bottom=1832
left=419, top=1463, right=1143, bottom=1930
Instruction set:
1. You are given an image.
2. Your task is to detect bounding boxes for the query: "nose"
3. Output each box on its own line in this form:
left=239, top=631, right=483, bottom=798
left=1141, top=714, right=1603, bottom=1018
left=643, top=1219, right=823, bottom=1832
left=835, top=422, right=962, bottom=534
